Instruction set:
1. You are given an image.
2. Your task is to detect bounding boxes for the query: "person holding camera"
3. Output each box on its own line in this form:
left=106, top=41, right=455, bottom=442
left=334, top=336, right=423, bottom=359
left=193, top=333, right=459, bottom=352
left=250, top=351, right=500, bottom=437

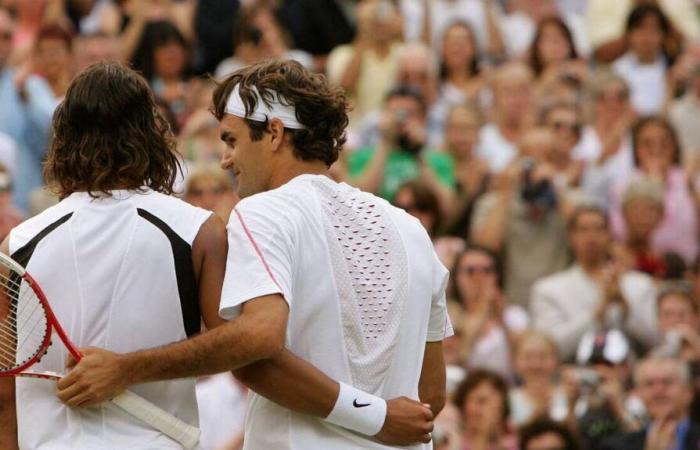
left=347, top=85, right=454, bottom=203
left=470, top=127, right=571, bottom=308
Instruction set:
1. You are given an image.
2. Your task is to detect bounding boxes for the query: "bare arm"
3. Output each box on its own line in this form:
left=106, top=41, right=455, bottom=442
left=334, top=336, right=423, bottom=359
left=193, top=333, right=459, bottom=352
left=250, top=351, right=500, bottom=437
left=469, top=191, right=510, bottom=252
left=0, top=236, right=17, bottom=450
left=593, top=37, right=627, bottom=64
left=234, top=349, right=339, bottom=418
left=192, top=215, right=228, bottom=329
left=418, top=341, right=446, bottom=417
left=483, top=0, right=505, bottom=60
left=339, top=44, right=367, bottom=94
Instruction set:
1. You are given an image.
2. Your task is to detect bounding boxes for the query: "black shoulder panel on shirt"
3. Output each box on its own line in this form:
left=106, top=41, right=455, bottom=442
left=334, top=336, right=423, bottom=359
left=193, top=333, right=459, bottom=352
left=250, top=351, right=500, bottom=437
left=136, top=208, right=201, bottom=337
left=11, top=213, right=74, bottom=268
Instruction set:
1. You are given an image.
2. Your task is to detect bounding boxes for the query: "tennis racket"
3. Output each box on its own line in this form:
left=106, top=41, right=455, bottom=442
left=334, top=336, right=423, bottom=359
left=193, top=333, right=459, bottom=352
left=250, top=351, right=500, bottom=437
left=0, top=252, right=200, bottom=449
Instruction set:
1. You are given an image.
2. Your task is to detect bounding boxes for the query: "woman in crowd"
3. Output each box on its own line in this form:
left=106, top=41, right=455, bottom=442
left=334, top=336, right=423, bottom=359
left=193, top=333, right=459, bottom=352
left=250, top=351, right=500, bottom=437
left=610, top=116, right=699, bottom=266
left=453, top=369, right=518, bottom=450
left=509, top=331, right=569, bottom=426
left=450, top=245, right=529, bottom=382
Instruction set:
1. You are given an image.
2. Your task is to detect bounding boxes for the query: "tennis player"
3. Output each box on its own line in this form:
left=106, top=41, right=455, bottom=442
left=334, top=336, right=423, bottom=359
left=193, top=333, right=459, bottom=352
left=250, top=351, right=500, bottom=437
left=0, top=62, right=228, bottom=449
left=57, top=60, right=452, bottom=449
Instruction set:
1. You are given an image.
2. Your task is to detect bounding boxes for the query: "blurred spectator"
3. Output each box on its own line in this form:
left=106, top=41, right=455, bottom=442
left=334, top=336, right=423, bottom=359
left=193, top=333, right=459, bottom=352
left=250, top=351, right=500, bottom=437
left=442, top=104, right=490, bottom=238
left=0, top=165, right=23, bottom=242
left=529, top=16, right=587, bottom=94
left=541, top=101, right=585, bottom=190
left=178, top=108, right=225, bottom=163
left=394, top=180, right=465, bottom=267
left=587, top=0, right=697, bottom=64
left=33, top=24, right=73, bottom=99
left=477, top=62, right=534, bottom=173
left=346, top=85, right=453, bottom=202
left=499, top=0, right=589, bottom=59
left=656, top=282, right=700, bottom=365
left=612, top=5, right=673, bottom=115
left=570, top=328, right=641, bottom=449
left=437, top=21, right=485, bottom=109
left=326, top=0, right=402, bottom=123
left=610, top=116, right=699, bottom=265
left=601, top=356, right=699, bottom=450
left=74, top=30, right=119, bottom=71
left=669, top=62, right=700, bottom=165
left=414, top=0, right=504, bottom=58
left=470, top=127, right=571, bottom=308
left=580, top=71, right=636, bottom=206
left=131, top=20, right=191, bottom=123
left=215, top=2, right=312, bottom=78
left=65, top=0, right=122, bottom=36
left=510, top=331, right=569, bottom=426
left=519, top=419, right=581, bottom=450
left=450, top=245, right=529, bottom=381
left=0, top=6, right=57, bottom=213
left=453, top=369, right=519, bottom=450
left=183, top=163, right=238, bottom=222
left=616, top=177, right=683, bottom=279
left=531, top=206, right=658, bottom=361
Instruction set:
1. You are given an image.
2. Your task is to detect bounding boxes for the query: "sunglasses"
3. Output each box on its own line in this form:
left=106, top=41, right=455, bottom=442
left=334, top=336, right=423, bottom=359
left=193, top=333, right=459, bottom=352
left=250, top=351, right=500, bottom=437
left=188, top=186, right=226, bottom=197
left=551, top=121, right=580, bottom=133
left=459, top=265, right=495, bottom=275
left=0, top=31, right=12, bottom=41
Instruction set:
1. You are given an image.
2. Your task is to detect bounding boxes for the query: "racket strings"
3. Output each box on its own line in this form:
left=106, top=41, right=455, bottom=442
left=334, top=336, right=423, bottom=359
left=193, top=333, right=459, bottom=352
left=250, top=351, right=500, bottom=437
left=0, top=269, right=48, bottom=371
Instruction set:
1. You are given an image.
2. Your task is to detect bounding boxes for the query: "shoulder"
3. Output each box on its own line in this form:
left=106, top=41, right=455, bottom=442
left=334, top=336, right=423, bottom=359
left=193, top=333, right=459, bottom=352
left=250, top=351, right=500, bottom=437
left=135, top=191, right=212, bottom=243
left=532, top=267, right=579, bottom=296
left=9, top=198, right=76, bottom=254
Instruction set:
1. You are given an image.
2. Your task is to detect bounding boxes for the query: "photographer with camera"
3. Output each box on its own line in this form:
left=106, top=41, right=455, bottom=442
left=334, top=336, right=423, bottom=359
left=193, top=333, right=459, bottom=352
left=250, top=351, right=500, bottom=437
left=470, top=127, right=571, bottom=308
left=347, top=85, right=454, bottom=203
left=531, top=206, right=658, bottom=361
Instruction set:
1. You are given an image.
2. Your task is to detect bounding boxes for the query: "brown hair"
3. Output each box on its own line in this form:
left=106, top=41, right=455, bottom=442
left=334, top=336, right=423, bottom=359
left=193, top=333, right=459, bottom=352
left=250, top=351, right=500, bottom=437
left=529, top=16, right=578, bottom=76
left=44, top=62, right=181, bottom=198
left=453, top=369, right=510, bottom=428
left=211, top=60, right=348, bottom=167
left=632, top=115, right=681, bottom=167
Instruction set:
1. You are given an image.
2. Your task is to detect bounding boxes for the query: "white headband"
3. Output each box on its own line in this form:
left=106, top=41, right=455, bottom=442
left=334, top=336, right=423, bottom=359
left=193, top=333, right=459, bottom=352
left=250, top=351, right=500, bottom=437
left=224, top=84, right=306, bottom=129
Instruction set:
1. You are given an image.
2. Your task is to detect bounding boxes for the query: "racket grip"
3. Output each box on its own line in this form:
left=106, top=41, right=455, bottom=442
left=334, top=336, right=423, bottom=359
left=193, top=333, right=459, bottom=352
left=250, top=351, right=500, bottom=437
left=111, top=390, right=201, bottom=449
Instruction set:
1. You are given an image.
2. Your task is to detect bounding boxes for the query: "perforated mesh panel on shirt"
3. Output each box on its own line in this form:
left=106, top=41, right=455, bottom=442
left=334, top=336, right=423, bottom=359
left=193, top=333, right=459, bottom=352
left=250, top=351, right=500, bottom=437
left=312, top=179, right=408, bottom=393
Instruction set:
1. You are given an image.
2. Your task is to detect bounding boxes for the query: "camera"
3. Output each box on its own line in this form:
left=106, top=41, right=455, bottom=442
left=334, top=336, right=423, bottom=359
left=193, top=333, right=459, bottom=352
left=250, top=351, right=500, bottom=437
left=521, top=158, right=557, bottom=209
left=573, top=367, right=600, bottom=390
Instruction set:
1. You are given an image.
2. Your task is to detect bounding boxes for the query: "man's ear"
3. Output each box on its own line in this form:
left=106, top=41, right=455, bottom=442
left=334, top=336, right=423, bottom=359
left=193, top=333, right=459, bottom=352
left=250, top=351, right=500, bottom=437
left=268, top=118, right=286, bottom=152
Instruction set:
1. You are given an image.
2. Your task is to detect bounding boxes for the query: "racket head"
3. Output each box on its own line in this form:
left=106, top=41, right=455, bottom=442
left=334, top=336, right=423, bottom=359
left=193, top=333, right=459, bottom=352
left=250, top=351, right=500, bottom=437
left=0, top=252, right=53, bottom=376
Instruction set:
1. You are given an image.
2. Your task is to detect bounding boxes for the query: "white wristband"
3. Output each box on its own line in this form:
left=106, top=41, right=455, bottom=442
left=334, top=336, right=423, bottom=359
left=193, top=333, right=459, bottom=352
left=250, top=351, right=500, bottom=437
left=324, top=382, right=387, bottom=436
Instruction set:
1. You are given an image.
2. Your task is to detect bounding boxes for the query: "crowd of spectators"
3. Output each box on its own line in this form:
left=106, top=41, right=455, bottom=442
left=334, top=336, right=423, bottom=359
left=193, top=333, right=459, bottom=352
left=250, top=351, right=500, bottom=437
left=4, top=0, right=700, bottom=449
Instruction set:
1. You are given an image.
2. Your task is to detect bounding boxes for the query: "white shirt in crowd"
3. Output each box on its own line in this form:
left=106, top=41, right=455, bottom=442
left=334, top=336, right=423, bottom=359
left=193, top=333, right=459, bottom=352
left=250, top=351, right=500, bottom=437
left=531, top=265, right=658, bottom=362
left=613, top=53, right=668, bottom=115
left=477, top=123, right=518, bottom=173
left=219, top=174, right=452, bottom=450
left=0, top=131, right=17, bottom=179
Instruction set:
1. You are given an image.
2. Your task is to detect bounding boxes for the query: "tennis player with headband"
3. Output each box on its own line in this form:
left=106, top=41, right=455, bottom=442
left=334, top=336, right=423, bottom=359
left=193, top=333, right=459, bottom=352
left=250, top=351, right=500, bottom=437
left=58, top=60, right=452, bottom=449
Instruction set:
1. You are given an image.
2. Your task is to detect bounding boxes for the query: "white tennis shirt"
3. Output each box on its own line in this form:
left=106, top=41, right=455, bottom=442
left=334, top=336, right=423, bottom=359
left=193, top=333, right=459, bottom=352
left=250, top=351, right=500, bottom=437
left=220, top=174, right=452, bottom=450
left=9, top=189, right=210, bottom=450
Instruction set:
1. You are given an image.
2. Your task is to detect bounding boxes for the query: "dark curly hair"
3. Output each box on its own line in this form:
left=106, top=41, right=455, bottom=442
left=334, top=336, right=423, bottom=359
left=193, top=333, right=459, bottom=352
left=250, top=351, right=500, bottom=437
left=519, top=419, right=581, bottom=450
left=211, top=59, right=348, bottom=167
left=44, top=62, right=181, bottom=198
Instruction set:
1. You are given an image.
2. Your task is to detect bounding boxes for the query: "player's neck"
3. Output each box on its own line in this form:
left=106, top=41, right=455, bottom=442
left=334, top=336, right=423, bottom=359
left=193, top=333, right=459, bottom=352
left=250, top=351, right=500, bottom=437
left=268, top=160, right=328, bottom=190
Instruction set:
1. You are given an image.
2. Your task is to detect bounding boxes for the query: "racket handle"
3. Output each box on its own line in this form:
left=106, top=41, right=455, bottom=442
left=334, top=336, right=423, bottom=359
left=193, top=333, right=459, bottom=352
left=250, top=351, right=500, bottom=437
left=111, top=390, right=200, bottom=449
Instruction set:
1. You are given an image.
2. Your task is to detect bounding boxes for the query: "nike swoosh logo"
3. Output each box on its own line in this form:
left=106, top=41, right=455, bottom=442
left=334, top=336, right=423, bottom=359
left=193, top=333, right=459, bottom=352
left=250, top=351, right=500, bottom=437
left=353, top=399, right=371, bottom=408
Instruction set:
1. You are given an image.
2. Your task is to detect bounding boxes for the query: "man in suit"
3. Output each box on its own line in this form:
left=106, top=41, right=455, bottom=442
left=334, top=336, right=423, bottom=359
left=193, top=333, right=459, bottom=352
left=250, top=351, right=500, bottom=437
left=602, top=356, right=700, bottom=450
